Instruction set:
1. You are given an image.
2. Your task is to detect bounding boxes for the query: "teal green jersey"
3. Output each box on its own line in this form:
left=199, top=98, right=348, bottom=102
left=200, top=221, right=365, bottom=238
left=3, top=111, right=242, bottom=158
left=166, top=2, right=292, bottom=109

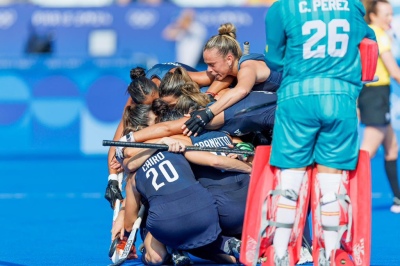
left=264, top=0, right=376, bottom=102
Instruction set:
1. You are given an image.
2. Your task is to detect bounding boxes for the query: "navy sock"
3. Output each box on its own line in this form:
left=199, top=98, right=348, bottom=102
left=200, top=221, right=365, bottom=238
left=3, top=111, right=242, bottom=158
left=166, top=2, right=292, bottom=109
left=385, top=160, right=400, bottom=198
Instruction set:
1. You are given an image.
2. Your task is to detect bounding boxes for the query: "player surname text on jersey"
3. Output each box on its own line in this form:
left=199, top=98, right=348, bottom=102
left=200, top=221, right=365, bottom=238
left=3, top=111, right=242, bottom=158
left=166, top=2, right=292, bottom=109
left=142, top=152, right=165, bottom=171
left=299, top=0, right=349, bottom=13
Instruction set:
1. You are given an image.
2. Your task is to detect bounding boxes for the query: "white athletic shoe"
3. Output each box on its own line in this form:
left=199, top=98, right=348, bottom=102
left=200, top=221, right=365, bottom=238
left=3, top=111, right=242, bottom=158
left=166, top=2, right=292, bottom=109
left=298, top=246, right=313, bottom=264
left=391, top=197, right=400, bottom=213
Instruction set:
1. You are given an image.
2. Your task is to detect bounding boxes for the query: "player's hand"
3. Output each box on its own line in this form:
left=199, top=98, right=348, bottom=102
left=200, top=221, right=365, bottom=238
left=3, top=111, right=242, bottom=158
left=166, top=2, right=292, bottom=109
left=111, top=211, right=125, bottom=241
left=182, top=108, right=214, bottom=136
left=110, top=157, right=123, bottom=172
left=105, top=175, right=124, bottom=209
left=235, top=142, right=255, bottom=161
left=159, top=137, right=186, bottom=153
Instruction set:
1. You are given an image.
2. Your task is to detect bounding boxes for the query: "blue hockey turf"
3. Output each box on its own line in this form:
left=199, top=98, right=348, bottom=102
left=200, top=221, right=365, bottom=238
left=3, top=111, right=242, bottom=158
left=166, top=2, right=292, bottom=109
left=0, top=152, right=399, bottom=266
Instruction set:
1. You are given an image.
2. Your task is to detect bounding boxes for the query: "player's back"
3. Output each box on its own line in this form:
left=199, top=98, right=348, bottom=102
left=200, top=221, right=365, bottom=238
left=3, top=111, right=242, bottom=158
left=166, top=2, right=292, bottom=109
left=268, top=0, right=372, bottom=100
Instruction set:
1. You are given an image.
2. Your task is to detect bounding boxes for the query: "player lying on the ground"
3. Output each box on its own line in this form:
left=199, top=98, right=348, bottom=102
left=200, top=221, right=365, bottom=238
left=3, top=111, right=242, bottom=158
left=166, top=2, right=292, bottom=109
left=181, top=22, right=282, bottom=137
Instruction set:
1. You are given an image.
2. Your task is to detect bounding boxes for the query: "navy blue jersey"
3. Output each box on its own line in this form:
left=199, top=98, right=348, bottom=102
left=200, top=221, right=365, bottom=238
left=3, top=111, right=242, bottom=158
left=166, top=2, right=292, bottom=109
left=146, top=62, right=198, bottom=81
left=134, top=150, right=221, bottom=250
left=135, top=151, right=196, bottom=201
left=238, top=53, right=282, bottom=92
left=190, top=130, right=240, bottom=187
left=190, top=130, right=250, bottom=236
left=222, top=91, right=277, bottom=136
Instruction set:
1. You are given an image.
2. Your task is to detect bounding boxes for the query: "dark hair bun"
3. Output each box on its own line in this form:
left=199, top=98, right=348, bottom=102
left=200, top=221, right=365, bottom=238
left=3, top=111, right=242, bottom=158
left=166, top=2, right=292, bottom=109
left=130, top=67, right=146, bottom=80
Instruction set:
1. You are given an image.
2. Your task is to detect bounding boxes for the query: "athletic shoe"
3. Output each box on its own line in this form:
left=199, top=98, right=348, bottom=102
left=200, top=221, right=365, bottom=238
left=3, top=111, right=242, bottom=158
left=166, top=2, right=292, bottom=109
left=390, top=197, right=400, bottom=213
left=224, top=237, right=241, bottom=259
left=167, top=247, right=192, bottom=266
left=298, top=246, right=313, bottom=264
left=116, top=236, right=138, bottom=260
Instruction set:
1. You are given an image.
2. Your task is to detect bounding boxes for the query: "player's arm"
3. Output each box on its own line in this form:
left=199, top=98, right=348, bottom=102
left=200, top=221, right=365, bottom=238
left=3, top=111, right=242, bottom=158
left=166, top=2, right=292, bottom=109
left=105, top=97, right=133, bottom=210
left=123, top=139, right=162, bottom=173
left=264, top=1, right=286, bottom=72
left=108, top=97, right=134, bottom=174
left=124, top=176, right=141, bottom=232
left=188, top=70, right=214, bottom=87
left=207, top=65, right=256, bottom=116
left=128, top=117, right=188, bottom=142
left=111, top=199, right=126, bottom=241
left=166, top=135, right=253, bottom=173
left=381, top=51, right=400, bottom=84
left=189, top=70, right=235, bottom=96
left=123, top=137, right=187, bottom=172
left=184, top=149, right=252, bottom=173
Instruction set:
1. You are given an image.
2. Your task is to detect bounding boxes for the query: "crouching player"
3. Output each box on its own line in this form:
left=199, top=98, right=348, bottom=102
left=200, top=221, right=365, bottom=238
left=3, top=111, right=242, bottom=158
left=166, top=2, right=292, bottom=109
left=239, top=0, right=377, bottom=265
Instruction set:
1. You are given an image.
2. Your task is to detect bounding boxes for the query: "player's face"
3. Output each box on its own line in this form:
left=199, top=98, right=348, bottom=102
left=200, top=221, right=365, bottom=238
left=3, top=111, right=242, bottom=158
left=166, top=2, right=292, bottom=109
left=374, top=2, right=393, bottom=31
left=204, top=48, right=230, bottom=81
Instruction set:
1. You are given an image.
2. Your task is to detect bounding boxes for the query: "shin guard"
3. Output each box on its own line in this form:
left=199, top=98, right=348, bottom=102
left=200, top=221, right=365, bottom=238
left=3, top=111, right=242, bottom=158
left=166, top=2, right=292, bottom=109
left=311, top=150, right=371, bottom=266
left=240, top=146, right=311, bottom=266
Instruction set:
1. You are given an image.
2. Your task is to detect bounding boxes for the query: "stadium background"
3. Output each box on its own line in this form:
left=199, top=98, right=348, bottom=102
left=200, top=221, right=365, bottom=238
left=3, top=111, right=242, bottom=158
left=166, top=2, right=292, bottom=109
left=2, top=3, right=399, bottom=157
left=1, top=1, right=400, bottom=266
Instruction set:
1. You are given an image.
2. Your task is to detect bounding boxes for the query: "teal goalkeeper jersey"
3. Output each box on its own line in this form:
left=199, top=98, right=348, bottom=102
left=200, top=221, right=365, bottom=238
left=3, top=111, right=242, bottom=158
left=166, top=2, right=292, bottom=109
left=264, top=0, right=376, bottom=102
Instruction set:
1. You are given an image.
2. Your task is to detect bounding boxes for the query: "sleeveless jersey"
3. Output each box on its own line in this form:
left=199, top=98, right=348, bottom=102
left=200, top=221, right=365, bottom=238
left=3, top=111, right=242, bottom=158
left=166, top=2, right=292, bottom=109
left=145, top=62, right=197, bottom=81
left=238, top=53, right=282, bottom=92
left=135, top=151, right=196, bottom=202
left=135, top=150, right=221, bottom=249
left=190, top=130, right=247, bottom=187
left=264, top=0, right=377, bottom=102
left=222, top=91, right=276, bottom=136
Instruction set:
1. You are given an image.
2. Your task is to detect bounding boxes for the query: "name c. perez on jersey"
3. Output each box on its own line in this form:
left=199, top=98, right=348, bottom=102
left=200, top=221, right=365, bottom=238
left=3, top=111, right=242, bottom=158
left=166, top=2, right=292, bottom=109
left=299, top=0, right=349, bottom=13
left=194, top=136, right=231, bottom=148
left=142, top=152, right=165, bottom=172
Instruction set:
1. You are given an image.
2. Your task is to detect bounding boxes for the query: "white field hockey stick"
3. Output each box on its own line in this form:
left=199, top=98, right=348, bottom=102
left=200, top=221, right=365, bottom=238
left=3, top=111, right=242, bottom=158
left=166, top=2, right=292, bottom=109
left=103, top=140, right=255, bottom=156
left=110, top=204, right=146, bottom=266
left=109, top=172, right=124, bottom=262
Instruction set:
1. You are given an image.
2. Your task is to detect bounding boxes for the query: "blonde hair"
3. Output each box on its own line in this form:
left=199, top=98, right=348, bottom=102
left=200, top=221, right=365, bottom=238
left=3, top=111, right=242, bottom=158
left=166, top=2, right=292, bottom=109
left=204, top=22, right=242, bottom=59
left=175, top=83, right=210, bottom=114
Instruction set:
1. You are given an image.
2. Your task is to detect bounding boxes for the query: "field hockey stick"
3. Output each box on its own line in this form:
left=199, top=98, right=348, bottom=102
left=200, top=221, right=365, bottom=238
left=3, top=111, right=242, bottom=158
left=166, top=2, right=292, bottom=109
left=243, top=41, right=250, bottom=55
left=110, top=204, right=146, bottom=266
left=109, top=172, right=124, bottom=262
left=103, top=140, right=255, bottom=156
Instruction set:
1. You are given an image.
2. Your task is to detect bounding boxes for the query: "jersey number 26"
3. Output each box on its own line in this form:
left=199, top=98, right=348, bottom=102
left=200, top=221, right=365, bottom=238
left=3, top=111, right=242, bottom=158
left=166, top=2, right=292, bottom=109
left=302, top=19, right=350, bottom=59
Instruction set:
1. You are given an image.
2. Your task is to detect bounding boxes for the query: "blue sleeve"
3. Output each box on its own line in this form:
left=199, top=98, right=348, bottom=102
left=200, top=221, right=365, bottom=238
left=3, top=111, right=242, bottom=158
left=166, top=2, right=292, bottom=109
left=264, top=1, right=286, bottom=72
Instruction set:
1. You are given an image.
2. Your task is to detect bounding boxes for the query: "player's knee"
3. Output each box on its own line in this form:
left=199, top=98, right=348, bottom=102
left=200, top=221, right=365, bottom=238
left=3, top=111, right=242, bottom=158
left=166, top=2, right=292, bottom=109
left=144, top=249, right=168, bottom=265
left=385, top=143, right=399, bottom=160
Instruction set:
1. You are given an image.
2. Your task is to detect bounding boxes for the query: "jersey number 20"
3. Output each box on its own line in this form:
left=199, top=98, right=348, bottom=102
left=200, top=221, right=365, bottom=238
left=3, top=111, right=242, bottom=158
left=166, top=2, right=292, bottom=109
left=146, top=160, right=179, bottom=191
left=302, top=19, right=350, bottom=59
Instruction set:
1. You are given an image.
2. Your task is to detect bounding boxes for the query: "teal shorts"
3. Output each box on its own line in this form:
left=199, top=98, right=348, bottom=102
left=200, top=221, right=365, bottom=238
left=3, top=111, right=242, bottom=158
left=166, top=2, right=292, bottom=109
left=270, top=95, right=359, bottom=170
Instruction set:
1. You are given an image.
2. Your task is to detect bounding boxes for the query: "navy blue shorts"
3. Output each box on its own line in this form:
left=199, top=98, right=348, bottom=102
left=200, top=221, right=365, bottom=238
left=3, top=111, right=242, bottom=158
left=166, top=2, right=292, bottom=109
left=207, top=174, right=249, bottom=236
left=222, top=91, right=276, bottom=136
left=146, top=184, right=221, bottom=250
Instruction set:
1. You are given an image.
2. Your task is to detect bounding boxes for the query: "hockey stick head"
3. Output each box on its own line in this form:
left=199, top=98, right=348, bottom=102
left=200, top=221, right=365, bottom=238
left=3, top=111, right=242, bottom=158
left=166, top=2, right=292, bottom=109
left=109, top=236, right=119, bottom=259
